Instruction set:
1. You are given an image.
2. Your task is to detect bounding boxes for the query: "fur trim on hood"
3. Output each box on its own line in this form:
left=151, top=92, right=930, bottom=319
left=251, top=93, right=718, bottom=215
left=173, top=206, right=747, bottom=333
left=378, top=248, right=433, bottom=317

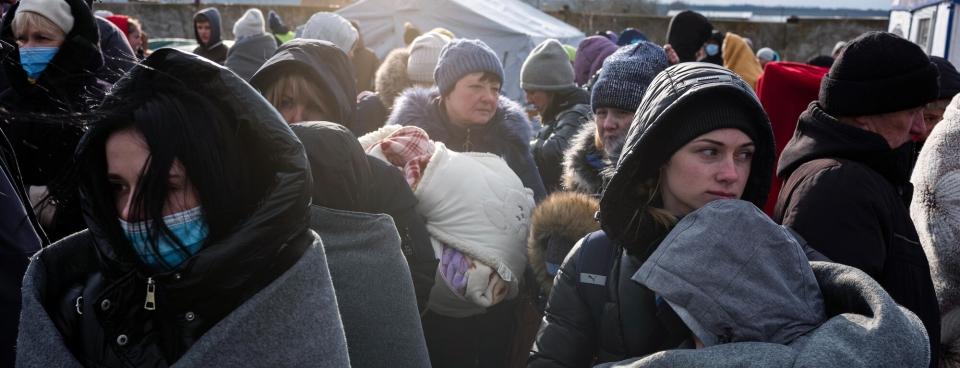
left=528, top=192, right=600, bottom=295
left=562, top=120, right=609, bottom=195
left=375, top=47, right=413, bottom=109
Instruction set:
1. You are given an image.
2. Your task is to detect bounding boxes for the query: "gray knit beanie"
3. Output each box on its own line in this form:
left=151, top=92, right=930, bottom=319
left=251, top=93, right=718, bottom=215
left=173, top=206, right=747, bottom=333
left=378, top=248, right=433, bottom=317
left=591, top=41, right=669, bottom=112
left=434, top=39, right=504, bottom=96
left=521, top=39, right=575, bottom=91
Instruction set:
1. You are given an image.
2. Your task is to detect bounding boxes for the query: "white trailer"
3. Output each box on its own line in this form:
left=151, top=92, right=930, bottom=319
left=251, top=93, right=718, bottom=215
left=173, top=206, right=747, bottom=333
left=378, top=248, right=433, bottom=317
left=890, top=0, right=960, bottom=65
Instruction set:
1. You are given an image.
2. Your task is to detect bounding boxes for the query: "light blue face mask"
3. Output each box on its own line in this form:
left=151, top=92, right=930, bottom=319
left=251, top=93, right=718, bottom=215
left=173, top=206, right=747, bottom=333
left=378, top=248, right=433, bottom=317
left=705, top=44, right=720, bottom=56
left=19, top=46, right=59, bottom=81
left=119, top=206, right=209, bottom=272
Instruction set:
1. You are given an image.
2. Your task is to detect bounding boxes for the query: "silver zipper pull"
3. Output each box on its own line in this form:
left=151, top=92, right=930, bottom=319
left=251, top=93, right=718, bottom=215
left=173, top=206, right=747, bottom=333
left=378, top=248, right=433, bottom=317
left=144, top=277, right=156, bottom=311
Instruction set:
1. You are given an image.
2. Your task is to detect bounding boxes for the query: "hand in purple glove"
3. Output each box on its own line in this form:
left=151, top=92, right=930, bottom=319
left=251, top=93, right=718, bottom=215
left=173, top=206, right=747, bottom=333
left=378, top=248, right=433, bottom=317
left=439, top=245, right=474, bottom=298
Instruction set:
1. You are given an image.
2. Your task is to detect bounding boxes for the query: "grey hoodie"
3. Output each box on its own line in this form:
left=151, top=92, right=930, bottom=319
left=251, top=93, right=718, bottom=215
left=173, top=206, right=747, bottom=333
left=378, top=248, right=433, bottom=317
left=601, top=199, right=930, bottom=368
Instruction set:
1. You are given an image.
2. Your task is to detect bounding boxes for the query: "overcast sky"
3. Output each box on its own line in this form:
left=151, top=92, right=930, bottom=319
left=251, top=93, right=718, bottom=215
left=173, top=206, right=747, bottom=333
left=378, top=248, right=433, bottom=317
left=678, top=0, right=892, bottom=10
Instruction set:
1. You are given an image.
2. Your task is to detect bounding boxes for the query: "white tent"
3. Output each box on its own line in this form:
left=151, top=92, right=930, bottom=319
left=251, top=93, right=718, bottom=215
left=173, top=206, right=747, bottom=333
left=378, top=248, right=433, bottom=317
left=338, top=0, right=585, bottom=101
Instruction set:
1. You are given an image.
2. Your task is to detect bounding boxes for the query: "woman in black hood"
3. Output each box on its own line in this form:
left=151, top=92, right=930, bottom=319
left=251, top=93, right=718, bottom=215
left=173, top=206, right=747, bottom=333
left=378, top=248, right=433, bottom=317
left=15, top=49, right=350, bottom=367
left=250, top=39, right=358, bottom=132
left=529, top=63, right=776, bottom=367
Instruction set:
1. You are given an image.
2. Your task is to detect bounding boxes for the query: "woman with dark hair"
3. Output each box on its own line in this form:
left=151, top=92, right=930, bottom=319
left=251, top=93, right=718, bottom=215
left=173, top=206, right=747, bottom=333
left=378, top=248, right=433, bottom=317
left=529, top=63, right=777, bottom=367
left=15, top=49, right=350, bottom=367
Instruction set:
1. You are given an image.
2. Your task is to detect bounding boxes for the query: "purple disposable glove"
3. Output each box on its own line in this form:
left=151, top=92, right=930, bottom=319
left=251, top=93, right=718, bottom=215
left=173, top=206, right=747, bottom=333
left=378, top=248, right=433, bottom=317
left=440, top=245, right=473, bottom=297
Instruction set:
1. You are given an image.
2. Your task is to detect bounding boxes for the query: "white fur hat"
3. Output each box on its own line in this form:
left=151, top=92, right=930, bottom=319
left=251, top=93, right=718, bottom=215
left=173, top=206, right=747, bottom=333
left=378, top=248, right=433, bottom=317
left=17, top=0, right=74, bottom=35
left=233, top=8, right=265, bottom=40
left=302, top=12, right=358, bottom=54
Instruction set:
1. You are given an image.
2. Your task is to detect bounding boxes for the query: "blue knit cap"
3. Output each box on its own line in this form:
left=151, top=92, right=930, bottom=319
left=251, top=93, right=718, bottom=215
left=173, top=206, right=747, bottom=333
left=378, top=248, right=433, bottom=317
left=591, top=41, right=669, bottom=113
left=434, top=39, right=505, bottom=96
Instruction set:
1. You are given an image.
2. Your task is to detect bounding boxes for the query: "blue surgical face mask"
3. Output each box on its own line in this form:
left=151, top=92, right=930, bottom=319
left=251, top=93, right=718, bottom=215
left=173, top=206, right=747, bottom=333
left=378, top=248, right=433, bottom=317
left=119, top=206, right=209, bottom=271
left=705, top=44, right=720, bottom=56
left=19, top=46, right=59, bottom=81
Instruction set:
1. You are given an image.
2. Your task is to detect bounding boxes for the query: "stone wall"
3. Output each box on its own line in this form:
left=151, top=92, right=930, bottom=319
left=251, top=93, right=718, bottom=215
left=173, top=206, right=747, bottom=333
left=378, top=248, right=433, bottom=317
left=549, top=11, right=889, bottom=62
left=96, top=3, right=888, bottom=62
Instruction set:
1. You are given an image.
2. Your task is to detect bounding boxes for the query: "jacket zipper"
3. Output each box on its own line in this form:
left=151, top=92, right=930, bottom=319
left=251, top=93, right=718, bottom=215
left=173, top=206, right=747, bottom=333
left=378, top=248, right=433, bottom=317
left=144, top=277, right=156, bottom=311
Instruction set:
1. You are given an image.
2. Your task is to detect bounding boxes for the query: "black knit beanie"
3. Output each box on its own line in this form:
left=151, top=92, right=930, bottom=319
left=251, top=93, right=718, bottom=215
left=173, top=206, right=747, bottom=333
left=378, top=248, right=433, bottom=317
left=643, top=90, right=760, bottom=175
left=819, top=31, right=939, bottom=116
left=931, top=56, right=960, bottom=99
left=666, top=10, right=713, bottom=63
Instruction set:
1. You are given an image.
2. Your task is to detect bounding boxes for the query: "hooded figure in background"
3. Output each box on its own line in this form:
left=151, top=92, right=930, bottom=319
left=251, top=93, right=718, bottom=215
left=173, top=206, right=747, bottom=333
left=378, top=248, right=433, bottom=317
left=192, top=7, right=228, bottom=64
left=291, top=121, right=433, bottom=368
left=599, top=200, right=930, bottom=368
left=1, top=0, right=107, bottom=240
left=573, top=35, right=618, bottom=87
left=912, top=95, right=960, bottom=368
left=224, top=8, right=276, bottom=81
left=699, top=30, right=724, bottom=65
left=250, top=39, right=357, bottom=132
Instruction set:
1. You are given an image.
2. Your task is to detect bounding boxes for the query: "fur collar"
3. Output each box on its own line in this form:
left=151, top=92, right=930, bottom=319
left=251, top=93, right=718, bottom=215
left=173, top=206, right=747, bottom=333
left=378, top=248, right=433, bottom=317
left=562, top=120, right=607, bottom=195
left=386, top=87, right=533, bottom=153
left=374, top=48, right=413, bottom=109
left=527, top=192, right=600, bottom=295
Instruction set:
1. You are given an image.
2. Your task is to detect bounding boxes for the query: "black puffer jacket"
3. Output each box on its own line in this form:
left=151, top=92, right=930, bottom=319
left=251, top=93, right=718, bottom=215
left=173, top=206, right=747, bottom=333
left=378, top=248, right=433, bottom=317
left=0, top=0, right=107, bottom=240
left=530, top=63, right=776, bottom=367
left=15, top=49, right=333, bottom=367
left=289, top=121, right=437, bottom=310
left=774, top=102, right=940, bottom=366
left=250, top=39, right=358, bottom=133
left=531, top=87, right=592, bottom=193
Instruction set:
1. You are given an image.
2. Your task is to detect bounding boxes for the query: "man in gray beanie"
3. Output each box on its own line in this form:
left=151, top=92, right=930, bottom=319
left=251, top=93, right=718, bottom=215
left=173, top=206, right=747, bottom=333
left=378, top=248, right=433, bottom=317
left=525, top=39, right=592, bottom=193
left=774, top=31, right=941, bottom=366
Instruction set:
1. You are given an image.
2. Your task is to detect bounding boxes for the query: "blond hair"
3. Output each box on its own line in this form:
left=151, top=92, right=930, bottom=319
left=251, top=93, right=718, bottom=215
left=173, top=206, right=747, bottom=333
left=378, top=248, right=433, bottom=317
left=12, top=11, right=65, bottom=42
left=263, top=74, right=329, bottom=118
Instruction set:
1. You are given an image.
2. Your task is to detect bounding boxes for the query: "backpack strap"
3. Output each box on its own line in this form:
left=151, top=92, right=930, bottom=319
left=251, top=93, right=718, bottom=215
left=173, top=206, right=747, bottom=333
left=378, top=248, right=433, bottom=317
left=575, top=230, right=618, bottom=326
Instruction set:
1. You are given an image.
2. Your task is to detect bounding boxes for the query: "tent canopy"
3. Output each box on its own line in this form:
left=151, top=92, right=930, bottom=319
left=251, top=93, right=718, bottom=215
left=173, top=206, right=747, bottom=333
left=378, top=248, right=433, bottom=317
left=338, top=0, right=585, bottom=101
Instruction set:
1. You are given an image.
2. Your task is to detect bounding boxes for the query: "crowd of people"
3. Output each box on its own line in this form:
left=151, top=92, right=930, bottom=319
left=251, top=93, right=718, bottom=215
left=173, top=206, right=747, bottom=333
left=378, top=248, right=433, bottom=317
left=1, top=0, right=958, bottom=367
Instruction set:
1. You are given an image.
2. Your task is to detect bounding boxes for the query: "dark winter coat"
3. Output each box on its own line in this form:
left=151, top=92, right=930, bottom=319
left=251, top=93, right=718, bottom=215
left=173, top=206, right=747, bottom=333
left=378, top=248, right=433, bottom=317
left=353, top=47, right=414, bottom=136
left=224, top=33, right=277, bottom=81
left=15, top=48, right=350, bottom=367
left=531, top=87, right=592, bottom=193
left=0, top=128, right=45, bottom=368
left=290, top=121, right=437, bottom=310
left=530, top=63, right=777, bottom=367
left=192, top=8, right=229, bottom=65
left=387, top=87, right=547, bottom=201
left=775, top=102, right=941, bottom=365
left=309, top=205, right=431, bottom=368
left=352, top=40, right=380, bottom=92
left=95, top=15, right=137, bottom=84
left=561, top=121, right=608, bottom=195
left=0, top=0, right=106, bottom=240
left=250, top=39, right=357, bottom=132
left=600, top=199, right=929, bottom=368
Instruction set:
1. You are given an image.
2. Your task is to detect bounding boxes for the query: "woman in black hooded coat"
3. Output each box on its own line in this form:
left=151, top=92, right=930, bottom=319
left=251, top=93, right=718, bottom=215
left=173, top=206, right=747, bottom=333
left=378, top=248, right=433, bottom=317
left=0, top=0, right=108, bottom=240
